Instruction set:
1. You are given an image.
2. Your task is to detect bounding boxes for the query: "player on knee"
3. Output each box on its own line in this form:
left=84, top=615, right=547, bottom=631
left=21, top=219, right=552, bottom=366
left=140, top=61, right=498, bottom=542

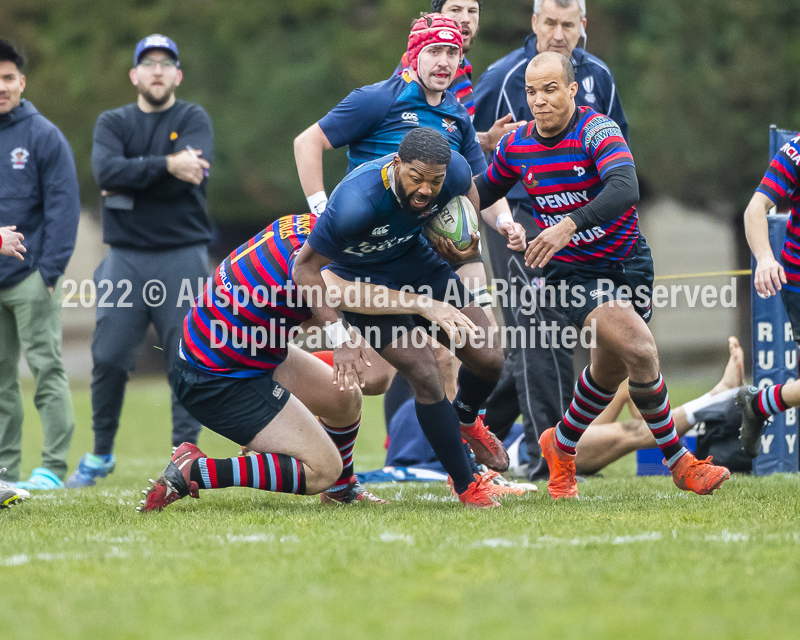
left=474, top=52, right=730, bottom=498
left=294, top=128, right=526, bottom=508
left=739, top=131, right=800, bottom=456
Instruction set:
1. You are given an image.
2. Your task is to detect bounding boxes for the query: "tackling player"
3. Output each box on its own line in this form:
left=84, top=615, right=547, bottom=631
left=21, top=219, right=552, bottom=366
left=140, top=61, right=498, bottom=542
left=138, top=213, right=475, bottom=511
left=474, top=52, right=731, bottom=498
left=294, top=128, right=526, bottom=508
left=738, top=131, right=800, bottom=456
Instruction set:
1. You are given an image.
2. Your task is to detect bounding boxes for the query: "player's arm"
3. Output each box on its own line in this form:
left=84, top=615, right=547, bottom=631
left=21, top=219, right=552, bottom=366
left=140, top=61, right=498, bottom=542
left=745, top=191, right=786, bottom=297
left=321, top=270, right=476, bottom=340
left=293, top=243, right=371, bottom=391
left=293, top=123, right=334, bottom=215
left=474, top=190, right=525, bottom=251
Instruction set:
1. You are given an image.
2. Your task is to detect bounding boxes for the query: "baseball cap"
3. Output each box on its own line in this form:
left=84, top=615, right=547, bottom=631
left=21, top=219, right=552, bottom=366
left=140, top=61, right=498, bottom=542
left=134, top=34, right=179, bottom=67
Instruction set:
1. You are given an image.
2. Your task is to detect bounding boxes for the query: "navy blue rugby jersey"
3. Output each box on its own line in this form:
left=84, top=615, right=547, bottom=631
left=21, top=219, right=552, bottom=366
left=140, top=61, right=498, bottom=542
left=307, top=152, right=473, bottom=267
left=317, top=71, right=486, bottom=176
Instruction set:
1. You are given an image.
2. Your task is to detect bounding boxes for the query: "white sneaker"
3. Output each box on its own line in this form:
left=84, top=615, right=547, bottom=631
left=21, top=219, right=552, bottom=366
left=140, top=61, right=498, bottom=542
left=0, top=467, right=28, bottom=508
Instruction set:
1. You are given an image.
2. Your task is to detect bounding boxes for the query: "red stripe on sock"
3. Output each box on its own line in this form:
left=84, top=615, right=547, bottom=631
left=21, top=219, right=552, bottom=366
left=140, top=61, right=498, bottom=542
left=257, top=455, right=266, bottom=490
left=774, top=385, right=788, bottom=412
left=237, top=456, right=248, bottom=488
left=207, top=459, right=218, bottom=489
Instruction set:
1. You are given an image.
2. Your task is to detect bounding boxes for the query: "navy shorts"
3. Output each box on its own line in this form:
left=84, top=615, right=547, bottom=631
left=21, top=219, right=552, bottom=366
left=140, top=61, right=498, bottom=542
left=329, top=243, right=473, bottom=352
left=543, top=236, right=655, bottom=328
left=780, top=287, right=800, bottom=344
left=170, top=356, right=291, bottom=446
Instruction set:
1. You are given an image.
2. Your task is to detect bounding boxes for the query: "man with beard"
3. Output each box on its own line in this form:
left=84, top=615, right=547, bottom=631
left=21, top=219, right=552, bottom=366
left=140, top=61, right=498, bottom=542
left=67, top=35, right=214, bottom=488
left=294, top=128, right=526, bottom=508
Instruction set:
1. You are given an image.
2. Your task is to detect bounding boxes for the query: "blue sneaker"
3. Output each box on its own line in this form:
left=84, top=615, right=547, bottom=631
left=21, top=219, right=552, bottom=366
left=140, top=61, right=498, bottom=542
left=16, top=467, right=64, bottom=491
left=65, top=453, right=116, bottom=488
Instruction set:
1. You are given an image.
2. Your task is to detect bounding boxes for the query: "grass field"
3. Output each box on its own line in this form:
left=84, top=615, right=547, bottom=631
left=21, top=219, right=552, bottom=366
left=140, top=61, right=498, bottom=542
left=3, top=378, right=800, bottom=640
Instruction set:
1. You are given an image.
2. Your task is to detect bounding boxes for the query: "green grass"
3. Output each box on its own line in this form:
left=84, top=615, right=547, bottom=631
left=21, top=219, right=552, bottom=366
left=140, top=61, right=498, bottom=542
left=3, top=378, right=800, bottom=640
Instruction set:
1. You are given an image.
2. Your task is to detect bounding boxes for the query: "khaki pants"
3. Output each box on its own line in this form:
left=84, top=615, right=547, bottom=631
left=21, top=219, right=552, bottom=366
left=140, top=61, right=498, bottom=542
left=0, top=271, right=75, bottom=481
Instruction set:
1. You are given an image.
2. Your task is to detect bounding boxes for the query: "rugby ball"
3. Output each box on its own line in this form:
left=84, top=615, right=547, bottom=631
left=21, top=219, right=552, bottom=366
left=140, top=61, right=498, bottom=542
left=424, top=196, right=479, bottom=250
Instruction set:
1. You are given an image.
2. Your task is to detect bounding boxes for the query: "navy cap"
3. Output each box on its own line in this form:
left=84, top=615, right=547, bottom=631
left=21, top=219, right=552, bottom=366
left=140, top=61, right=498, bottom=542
left=134, top=34, right=179, bottom=66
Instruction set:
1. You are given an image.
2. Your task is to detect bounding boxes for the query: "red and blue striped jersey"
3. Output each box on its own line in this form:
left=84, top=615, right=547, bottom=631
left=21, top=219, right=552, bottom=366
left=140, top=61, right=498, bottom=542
left=181, top=215, right=316, bottom=378
left=484, top=106, right=638, bottom=264
left=756, top=133, right=800, bottom=292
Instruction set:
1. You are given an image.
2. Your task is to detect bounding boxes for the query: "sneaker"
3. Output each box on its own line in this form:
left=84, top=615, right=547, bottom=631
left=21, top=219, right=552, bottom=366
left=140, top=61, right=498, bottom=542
left=457, top=473, right=501, bottom=509
left=65, top=453, right=116, bottom=488
left=460, top=415, right=509, bottom=472
left=137, top=443, right=204, bottom=513
left=0, top=468, right=28, bottom=508
left=446, top=470, right=537, bottom=499
left=15, top=467, right=64, bottom=491
left=539, top=426, right=578, bottom=499
left=320, top=476, right=390, bottom=505
left=735, top=385, right=768, bottom=458
left=671, top=452, right=730, bottom=495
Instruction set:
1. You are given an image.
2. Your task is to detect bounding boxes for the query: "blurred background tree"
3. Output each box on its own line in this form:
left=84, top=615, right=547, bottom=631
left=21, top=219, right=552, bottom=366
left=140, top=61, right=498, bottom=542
left=3, top=0, right=800, bottom=229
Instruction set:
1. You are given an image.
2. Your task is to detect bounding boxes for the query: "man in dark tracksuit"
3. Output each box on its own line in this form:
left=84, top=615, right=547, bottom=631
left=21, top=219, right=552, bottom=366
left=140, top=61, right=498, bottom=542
left=474, top=0, right=628, bottom=479
left=67, top=34, right=214, bottom=487
left=0, top=40, right=80, bottom=489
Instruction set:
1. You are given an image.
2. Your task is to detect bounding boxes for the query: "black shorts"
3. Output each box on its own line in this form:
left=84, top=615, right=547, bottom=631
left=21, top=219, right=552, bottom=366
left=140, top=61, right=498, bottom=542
left=543, top=236, right=654, bottom=328
left=331, top=244, right=474, bottom=353
left=170, top=357, right=291, bottom=446
left=780, top=287, right=800, bottom=343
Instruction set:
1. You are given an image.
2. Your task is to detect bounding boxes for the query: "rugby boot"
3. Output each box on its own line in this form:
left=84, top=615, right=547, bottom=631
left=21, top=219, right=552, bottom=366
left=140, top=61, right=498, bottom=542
left=320, top=476, right=390, bottom=505
left=670, top=452, right=730, bottom=495
left=460, top=415, right=509, bottom=472
left=539, top=426, right=578, bottom=499
left=65, top=453, right=116, bottom=488
left=735, top=385, right=768, bottom=458
left=0, top=468, right=27, bottom=508
left=457, top=473, right=501, bottom=509
left=137, top=443, right=204, bottom=513
left=447, top=470, right=535, bottom=499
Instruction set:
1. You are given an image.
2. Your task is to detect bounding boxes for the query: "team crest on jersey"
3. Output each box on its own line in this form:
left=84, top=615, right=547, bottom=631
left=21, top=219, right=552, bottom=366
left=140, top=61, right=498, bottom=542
left=10, top=147, right=29, bottom=170
left=441, top=117, right=457, bottom=133
left=523, top=166, right=538, bottom=188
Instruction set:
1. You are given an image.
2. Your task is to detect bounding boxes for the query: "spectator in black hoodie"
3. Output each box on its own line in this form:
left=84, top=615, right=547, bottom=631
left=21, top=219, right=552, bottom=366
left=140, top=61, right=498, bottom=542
left=0, top=39, right=80, bottom=490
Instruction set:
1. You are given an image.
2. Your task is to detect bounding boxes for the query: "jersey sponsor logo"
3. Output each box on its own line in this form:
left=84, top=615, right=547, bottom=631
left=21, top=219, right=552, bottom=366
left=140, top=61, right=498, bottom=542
left=342, top=234, right=416, bottom=258
left=402, top=112, right=420, bottom=125
left=535, top=191, right=590, bottom=209
left=441, top=117, right=457, bottom=133
left=574, top=165, right=586, bottom=177
left=10, top=147, right=29, bottom=170
left=370, top=225, right=389, bottom=237
left=583, top=118, right=623, bottom=152
left=278, top=215, right=311, bottom=240
left=523, top=166, right=538, bottom=188
left=540, top=213, right=606, bottom=246
left=780, top=142, right=800, bottom=167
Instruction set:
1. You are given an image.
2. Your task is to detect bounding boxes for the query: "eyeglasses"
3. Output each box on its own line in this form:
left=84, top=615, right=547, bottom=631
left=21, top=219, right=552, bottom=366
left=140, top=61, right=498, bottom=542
left=138, top=58, right=177, bottom=69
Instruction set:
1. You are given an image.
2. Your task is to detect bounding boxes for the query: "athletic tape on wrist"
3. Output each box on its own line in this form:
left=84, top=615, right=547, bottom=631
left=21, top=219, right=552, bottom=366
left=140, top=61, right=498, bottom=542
left=307, top=191, right=328, bottom=216
left=496, top=212, right=513, bottom=229
left=324, top=321, right=352, bottom=348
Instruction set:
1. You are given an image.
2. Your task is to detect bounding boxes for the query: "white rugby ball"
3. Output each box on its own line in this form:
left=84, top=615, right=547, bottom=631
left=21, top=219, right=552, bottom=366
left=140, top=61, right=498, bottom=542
left=424, top=196, right=479, bottom=250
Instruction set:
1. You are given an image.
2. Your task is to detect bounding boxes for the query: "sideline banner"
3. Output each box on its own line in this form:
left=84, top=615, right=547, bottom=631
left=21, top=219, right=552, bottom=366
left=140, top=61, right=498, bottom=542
left=752, top=213, right=799, bottom=474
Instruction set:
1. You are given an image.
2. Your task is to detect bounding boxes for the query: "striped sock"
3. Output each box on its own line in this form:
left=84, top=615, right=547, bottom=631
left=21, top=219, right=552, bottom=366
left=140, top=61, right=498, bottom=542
left=555, top=367, right=616, bottom=454
left=319, top=416, right=360, bottom=489
left=190, top=453, right=306, bottom=494
left=628, top=374, right=687, bottom=469
left=751, top=384, right=787, bottom=419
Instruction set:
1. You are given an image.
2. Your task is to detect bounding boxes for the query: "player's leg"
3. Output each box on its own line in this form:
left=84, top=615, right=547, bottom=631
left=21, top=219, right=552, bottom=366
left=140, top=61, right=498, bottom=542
left=274, top=345, right=387, bottom=503
left=139, top=360, right=342, bottom=512
left=0, top=297, right=24, bottom=483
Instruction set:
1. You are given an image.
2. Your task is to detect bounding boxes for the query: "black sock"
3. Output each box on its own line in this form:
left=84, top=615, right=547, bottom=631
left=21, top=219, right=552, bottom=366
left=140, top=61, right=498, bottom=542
left=453, top=366, right=496, bottom=425
left=384, top=374, right=414, bottom=426
left=415, top=398, right=474, bottom=494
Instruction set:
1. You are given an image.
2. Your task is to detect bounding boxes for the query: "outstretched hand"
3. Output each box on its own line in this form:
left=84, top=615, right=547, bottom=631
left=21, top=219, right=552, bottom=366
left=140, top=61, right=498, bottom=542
left=332, top=339, right=372, bottom=391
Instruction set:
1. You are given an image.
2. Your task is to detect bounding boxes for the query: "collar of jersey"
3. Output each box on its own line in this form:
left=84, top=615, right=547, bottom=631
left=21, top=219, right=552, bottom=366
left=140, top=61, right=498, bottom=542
left=382, top=162, right=402, bottom=206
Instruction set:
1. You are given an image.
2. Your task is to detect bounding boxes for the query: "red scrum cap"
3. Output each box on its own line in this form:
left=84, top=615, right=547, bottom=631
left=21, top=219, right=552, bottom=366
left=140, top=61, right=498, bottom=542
left=406, top=13, right=462, bottom=71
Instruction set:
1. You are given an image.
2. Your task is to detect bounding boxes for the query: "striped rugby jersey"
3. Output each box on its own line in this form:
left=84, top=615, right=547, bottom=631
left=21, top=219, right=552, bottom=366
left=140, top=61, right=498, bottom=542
left=484, top=106, right=638, bottom=265
left=181, top=215, right=316, bottom=377
left=756, top=133, right=800, bottom=292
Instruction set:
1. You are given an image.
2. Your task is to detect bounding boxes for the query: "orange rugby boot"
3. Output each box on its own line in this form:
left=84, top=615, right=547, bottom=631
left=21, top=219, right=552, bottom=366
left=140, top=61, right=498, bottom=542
left=539, top=426, right=578, bottom=499
left=457, top=473, right=501, bottom=509
left=670, top=452, right=731, bottom=495
left=460, top=415, right=509, bottom=472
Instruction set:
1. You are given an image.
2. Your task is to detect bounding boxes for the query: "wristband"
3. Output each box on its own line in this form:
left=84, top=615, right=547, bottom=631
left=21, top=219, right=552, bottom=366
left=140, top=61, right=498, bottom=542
left=307, top=191, right=328, bottom=216
left=495, top=212, right=513, bottom=229
left=324, top=321, right=352, bottom=348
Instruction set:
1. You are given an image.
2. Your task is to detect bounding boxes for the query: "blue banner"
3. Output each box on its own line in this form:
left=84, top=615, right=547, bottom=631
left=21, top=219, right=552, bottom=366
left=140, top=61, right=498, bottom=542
left=751, top=213, right=799, bottom=474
